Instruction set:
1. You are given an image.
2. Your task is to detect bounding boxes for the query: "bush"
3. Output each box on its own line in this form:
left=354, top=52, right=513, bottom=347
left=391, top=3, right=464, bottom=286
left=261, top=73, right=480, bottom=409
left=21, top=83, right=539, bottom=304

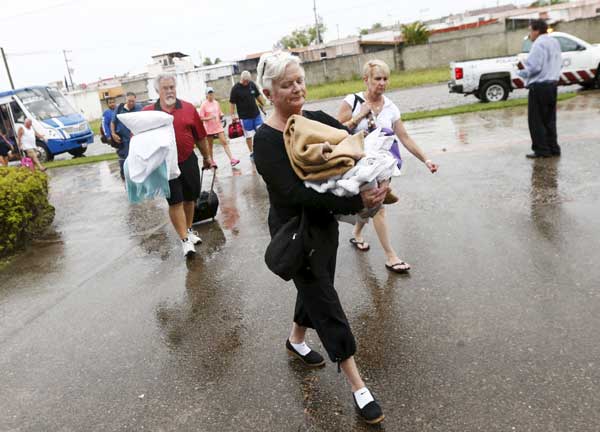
left=0, top=167, right=55, bottom=257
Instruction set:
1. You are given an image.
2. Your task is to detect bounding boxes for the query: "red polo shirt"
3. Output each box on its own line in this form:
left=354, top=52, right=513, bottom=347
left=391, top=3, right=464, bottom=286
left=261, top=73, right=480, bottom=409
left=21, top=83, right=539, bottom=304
left=143, top=99, right=206, bottom=162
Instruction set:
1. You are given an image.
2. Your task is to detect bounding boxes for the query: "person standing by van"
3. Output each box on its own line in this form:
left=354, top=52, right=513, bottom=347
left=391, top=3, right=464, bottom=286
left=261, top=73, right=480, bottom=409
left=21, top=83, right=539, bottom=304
left=17, top=119, right=46, bottom=171
left=111, top=92, right=142, bottom=179
left=101, top=98, right=117, bottom=147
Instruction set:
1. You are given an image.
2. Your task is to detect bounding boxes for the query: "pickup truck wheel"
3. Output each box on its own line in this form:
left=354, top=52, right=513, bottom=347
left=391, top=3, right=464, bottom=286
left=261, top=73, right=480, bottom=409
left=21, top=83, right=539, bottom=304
left=480, top=80, right=509, bottom=103
left=36, top=141, right=53, bottom=162
left=68, top=147, right=87, bottom=158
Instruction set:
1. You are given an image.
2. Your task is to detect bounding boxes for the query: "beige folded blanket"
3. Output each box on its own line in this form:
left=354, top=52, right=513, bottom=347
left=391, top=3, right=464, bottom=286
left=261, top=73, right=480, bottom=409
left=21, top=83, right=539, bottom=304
left=284, top=115, right=365, bottom=181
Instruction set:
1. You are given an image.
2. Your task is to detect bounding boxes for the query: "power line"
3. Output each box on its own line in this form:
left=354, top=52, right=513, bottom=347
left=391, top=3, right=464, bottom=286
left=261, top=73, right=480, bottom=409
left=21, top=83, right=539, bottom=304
left=1, top=47, right=15, bottom=90
left=0, top=0, right=82, bottom=22
left=63, top=50, right=74, bottom=89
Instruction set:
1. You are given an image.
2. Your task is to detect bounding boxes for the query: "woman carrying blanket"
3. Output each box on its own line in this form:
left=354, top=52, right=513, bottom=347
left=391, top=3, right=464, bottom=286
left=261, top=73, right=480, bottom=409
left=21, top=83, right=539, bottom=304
left=253, top=51, right=387, bottom=425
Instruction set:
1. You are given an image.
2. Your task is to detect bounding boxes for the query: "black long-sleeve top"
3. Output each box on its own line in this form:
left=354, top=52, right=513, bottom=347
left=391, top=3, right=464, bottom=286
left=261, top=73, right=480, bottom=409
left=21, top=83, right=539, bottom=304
left=253, top=110, right=364, bottom=234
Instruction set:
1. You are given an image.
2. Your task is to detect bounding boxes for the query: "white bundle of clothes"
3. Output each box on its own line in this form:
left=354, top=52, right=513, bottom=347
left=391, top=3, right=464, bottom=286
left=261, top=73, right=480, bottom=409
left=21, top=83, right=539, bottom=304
left=304, top=128, right=401, bottom=197
left=118, top=111, right=180, bottom=203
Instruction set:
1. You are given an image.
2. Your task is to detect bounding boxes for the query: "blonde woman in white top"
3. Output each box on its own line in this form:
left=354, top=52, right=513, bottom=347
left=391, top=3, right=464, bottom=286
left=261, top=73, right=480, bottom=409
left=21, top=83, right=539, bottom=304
left=337, top=60, right=438, bottom=273
left=18, top=119, right=47, bottom=171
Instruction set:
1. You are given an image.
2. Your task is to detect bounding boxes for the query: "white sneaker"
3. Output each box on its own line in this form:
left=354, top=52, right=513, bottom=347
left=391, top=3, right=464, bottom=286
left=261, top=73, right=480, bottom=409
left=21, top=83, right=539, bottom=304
left=187, top=229, right=202, bottom=245
left=182, top=239, right=196, bottom=257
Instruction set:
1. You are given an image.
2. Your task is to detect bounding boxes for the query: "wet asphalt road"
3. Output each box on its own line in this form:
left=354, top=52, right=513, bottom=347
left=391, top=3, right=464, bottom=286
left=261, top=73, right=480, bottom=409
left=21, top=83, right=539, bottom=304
left=1, top=92, right=600, bottom=431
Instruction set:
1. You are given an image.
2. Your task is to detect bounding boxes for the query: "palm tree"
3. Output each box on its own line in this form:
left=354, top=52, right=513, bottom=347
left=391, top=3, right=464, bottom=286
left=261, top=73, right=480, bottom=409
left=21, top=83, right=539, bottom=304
left=402, top=22, right=430, bottom=46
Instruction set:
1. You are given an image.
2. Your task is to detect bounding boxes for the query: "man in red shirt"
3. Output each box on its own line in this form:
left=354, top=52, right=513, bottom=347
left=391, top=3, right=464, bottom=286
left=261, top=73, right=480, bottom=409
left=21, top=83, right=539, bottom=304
left=143, top=73, right=212, bottom=257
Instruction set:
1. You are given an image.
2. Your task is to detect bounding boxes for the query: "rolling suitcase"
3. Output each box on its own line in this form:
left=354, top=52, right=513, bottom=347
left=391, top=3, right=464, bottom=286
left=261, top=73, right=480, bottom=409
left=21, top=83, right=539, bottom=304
left=193, top=167, right=219, bottom=224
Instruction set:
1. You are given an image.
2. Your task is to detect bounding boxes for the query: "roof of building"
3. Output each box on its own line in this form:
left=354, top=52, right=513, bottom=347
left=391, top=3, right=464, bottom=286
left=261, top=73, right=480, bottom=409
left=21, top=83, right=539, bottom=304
left=464, top=4, right=517, bottom=17
left=151, top=52, right=188, bottom=59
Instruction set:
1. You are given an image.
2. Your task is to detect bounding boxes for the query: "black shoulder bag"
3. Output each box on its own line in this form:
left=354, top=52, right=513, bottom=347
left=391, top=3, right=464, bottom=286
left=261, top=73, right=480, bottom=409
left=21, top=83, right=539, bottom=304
left=264, top=209, right=311, bottom=281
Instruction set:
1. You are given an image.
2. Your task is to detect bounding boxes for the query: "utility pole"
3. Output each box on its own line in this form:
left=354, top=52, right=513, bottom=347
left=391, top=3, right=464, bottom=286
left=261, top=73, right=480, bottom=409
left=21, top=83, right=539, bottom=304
left=63, top=49, right=74, bottom=90
left=313, top=0, right=322, bottom=45
left=1, top=47, right=15, bottom=90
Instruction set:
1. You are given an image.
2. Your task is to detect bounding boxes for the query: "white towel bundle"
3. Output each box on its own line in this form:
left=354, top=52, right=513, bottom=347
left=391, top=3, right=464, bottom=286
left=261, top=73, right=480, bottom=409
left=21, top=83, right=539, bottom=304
left=119, top=111, right=180, bottom=183
left=305, top=128, right=401, bottom=197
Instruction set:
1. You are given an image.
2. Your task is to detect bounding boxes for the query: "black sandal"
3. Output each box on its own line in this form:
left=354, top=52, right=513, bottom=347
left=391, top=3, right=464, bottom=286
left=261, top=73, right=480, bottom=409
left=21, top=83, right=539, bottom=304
left=349, top=238, right=370, bottom=252
left=385, top=261, right=411, bottom=273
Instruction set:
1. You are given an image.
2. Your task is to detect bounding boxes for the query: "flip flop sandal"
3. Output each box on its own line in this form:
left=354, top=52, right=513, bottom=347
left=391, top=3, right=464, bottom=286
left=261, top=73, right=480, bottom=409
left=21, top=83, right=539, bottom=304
left=385, top=262, right=411, bottom=273
left=349, top=238, right=370, bottom=252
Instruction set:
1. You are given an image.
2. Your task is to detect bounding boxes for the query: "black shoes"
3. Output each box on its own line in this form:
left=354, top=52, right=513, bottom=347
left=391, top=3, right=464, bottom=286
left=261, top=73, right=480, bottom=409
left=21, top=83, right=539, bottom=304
left=526, top=152, right=560, bottom=159
left=285, top=339, right=326, bottom=367
left=353, top=390, right=385, bottom=424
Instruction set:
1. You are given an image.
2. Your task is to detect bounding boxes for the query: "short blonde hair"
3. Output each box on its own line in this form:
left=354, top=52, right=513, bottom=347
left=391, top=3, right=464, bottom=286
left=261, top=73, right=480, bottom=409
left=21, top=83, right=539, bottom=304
left=257, top=51, right=303, bottom=91
left=362, top=59, right=391, bottom=79
left=240, top=70, right=252, bottom=81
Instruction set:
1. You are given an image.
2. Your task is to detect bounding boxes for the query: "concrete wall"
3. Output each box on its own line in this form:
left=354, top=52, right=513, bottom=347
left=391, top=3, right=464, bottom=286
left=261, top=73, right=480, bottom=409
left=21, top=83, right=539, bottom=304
left=302, top=49, right=398, bottom=85
left=65, top=90, right=102, bottom=121
left=402, top=15, right=600, bottom=70
left=121, top=78, right=150, bottom=103
left=555, top=15, right=600, bottom=44
left=429, top=22, right=507, bottom=42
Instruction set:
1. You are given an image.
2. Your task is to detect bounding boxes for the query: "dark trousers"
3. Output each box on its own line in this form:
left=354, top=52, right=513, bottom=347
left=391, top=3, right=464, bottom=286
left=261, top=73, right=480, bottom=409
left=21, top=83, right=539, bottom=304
left=528, top=82, right=561, bottom=156
left=116, top=139, right=130, bottom=180
left=292, top=223, right=357, bottom=364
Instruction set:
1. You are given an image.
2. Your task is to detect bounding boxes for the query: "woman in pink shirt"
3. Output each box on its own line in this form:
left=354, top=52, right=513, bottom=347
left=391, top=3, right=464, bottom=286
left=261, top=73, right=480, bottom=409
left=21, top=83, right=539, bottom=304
left=199, top=87, right=240, bottom=167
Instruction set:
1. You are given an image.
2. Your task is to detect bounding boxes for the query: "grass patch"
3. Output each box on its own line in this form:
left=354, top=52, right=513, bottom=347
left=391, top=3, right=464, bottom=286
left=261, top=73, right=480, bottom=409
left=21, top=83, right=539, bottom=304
left=307, top=67, right=450, bottom=101
left=89, top=119, right=101, bottom=135
left=46, top=153, right=118, bottom=170
left=403, top=92, right=577, bottom=122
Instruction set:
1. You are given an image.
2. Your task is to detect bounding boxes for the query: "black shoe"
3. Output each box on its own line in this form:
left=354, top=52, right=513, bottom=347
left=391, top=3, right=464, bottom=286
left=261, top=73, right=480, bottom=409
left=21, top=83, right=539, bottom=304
left=353, top=391, right=385, bottom=425
left=526, top=153, right=553, bottom=159
left=285, top=339, right=325, bottom=367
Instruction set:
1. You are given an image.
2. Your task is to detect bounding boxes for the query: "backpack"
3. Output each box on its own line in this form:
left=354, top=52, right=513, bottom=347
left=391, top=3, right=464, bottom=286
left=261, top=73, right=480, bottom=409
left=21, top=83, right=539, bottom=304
left=228, top=119, right=244, bottom=139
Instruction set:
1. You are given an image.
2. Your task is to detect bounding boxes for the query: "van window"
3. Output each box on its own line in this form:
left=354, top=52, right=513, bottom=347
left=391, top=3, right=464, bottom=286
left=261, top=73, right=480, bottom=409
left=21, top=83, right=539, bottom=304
left=10, top=101, right=26, bottom=124
left=15, top=87, right=76, bottom=120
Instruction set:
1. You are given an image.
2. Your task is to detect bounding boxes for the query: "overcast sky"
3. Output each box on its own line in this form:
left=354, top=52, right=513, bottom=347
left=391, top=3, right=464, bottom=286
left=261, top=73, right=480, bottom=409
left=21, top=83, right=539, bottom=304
left=0, top=0, right=529, bottom=89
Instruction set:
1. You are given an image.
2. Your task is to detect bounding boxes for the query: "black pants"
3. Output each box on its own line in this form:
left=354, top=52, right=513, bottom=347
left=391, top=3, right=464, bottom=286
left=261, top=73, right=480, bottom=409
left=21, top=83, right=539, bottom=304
left=528, top=82, right=561, bottom=156
left=292, top=222, right=356, bottom=364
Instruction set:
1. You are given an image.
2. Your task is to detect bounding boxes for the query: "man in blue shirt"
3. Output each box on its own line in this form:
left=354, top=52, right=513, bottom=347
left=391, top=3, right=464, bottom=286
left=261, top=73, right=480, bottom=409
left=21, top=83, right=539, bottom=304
left=111, top=92, right=142, bottom=179
left=517, top=20, right=562, bottom=158
left=101, top=98, right=116, bottom=147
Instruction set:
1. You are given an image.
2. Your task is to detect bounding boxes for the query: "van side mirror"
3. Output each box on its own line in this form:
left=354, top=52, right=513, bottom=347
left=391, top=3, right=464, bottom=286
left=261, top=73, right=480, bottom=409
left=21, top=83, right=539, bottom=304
left=577, top=45, right=586, bottom=51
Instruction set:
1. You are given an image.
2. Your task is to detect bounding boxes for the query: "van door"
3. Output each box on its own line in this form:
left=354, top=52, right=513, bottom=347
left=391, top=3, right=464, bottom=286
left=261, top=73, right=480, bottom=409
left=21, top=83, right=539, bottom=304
left=0, top=96, right=16, bottom=142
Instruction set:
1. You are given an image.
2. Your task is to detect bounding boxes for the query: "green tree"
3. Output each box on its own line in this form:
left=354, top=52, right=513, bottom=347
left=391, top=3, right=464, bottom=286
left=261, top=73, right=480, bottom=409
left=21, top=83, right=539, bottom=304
left=214, top=58, right=221, bottom=64
left=530, top=0, right=565, bottom=5
left=358, top=22, right=384, bottom=36
left=203, top=57, right=213, bottom=66
left=402, top=21, right=430, bottom=46
left=278, top=22, right=327, bottom=49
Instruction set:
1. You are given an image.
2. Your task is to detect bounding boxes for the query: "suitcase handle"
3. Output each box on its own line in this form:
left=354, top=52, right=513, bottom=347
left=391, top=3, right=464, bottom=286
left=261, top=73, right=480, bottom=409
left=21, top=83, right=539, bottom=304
left=200, top=166, right=216, bottom=193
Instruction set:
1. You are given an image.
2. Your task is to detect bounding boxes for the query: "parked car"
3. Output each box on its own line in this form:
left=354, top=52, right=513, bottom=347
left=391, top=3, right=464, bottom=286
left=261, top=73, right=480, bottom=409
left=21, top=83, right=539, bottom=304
left=448, top=31, right=600, bottom=102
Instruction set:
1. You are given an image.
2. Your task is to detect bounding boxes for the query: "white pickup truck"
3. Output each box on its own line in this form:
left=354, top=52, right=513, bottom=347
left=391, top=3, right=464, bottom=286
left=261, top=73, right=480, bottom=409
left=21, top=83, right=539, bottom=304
left=448, top=32, right=600, bottom=102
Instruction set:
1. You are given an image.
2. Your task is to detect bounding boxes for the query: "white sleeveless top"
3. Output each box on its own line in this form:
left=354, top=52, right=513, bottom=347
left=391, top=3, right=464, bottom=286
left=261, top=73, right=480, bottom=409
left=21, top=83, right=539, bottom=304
left=19, top=125, right=37, bottom=150
left=343, top=92, right=401, bottom=132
